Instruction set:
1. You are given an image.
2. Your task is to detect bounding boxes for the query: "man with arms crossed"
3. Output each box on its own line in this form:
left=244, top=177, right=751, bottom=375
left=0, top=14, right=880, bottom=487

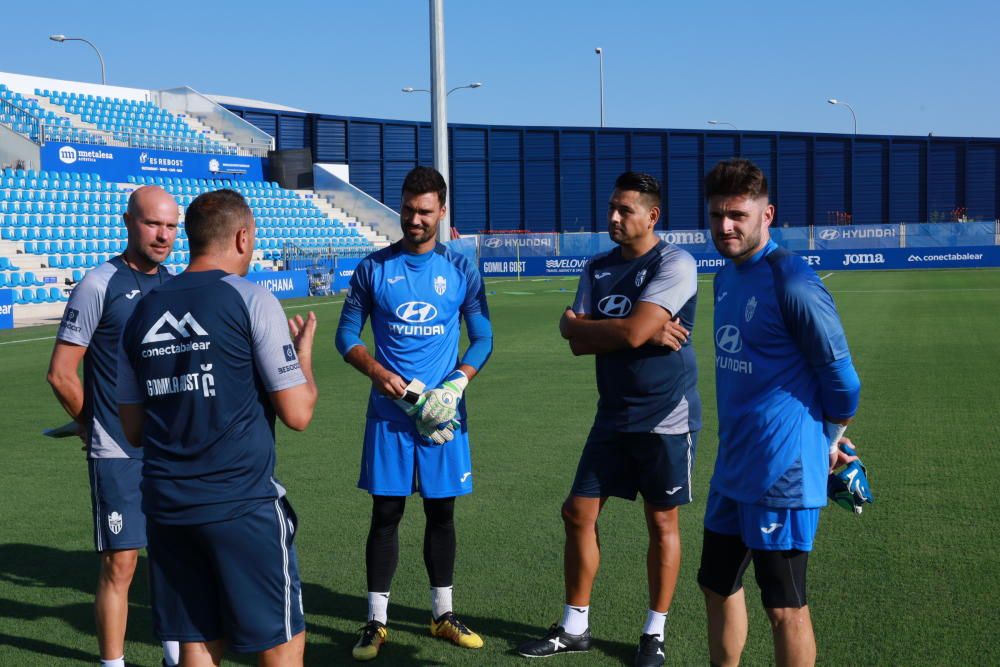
left=336, top=166, right=493, bottom=661
left=117, top=189, right=318, bottom=666
left=47, top=185, right=181, bottom=667
left=518, top=172, right=699, bottom=667
left=699, top=158, right=861, bottom=667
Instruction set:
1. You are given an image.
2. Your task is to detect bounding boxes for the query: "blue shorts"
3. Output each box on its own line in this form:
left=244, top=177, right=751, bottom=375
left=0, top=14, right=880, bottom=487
left=88, top=457, right=146, bottom=552
left=359, top=418, right=473, bottom=499
left=571, top=428, right=697, bottom=507
left=703, top=489, right=821, bottom=552
left=147, top=498, right=304, bottom=653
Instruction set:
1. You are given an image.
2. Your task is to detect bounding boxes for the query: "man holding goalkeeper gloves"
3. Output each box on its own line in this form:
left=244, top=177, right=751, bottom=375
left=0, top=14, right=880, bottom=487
left=335, top=166, right=493, bottom=661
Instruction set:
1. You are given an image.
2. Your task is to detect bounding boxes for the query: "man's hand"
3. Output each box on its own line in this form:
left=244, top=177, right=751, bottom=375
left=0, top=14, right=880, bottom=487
left=829, top=434, right=859, bottom=472
left=559, top=308, right=578, bottom=340
left=288, top=312, right=317, bottom=357
left=418, top=370, right=468, bottom=426
left=371, top=367, right=408, bottom=399
left=827, top=439, right=873, bottom=514
left=648, top=316, right=689, bottom=351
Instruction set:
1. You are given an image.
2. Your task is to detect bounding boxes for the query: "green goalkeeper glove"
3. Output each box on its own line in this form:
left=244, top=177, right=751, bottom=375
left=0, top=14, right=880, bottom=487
left=418, top=370, right=469, bottom=427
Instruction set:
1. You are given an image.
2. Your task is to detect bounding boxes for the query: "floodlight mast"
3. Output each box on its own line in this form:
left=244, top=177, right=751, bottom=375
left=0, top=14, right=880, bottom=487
left=430, top=0, right=450, bottom=241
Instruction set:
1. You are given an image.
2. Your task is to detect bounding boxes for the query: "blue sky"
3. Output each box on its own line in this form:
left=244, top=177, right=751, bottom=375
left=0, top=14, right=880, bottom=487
left=2, top=0, right=997, bottom=138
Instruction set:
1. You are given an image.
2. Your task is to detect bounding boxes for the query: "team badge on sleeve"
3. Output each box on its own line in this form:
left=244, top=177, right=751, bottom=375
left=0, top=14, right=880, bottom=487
left=283, top=344, right=297, bottom=362
left=65, top=308, right=79, bottom=323
left=435, top=275, right=447, bottom=295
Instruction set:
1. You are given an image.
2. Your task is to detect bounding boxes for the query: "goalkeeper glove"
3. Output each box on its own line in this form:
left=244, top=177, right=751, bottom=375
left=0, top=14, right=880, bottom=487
left=418, top=370, right=469, bottom=427
left=393, top=378, right=459, bottom=445
left=394, top=378, right=427, bottom=417
left=827, top=443, right=874, bottom=514
left=417, top=418, right=461, bottom=446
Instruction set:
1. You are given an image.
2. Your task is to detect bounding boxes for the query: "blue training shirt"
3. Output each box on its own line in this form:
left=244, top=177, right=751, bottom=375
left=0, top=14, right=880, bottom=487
left=712, top=240, right=860, bottom=508
left=335, top=242, right=492, bottom=424
left=117, top=270, right=307, bottom=525
left=572, top=240, right=701, bottom=434
left=56, top=256, right=171, bottom=459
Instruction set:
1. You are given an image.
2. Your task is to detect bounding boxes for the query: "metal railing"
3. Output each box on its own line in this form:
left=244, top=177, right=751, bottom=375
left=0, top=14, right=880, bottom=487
left=155, top=87, right=273, bottom=157
left=0, top=97, right=41, bottom=140
left=36, top=121, right=260, bottom=155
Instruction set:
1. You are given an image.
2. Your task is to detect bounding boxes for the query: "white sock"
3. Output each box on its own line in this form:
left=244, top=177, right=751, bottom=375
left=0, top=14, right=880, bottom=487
left=100, top=658, right=125, bottom=667
left=368, top=591, right=390, bottom=625
left=431, top=585, right=453, bottom=620
left=560, top=603, right=589, bottom=635
left=162, top=640, right=180, bottom=666
left=643, top=609, right=668, bottom=640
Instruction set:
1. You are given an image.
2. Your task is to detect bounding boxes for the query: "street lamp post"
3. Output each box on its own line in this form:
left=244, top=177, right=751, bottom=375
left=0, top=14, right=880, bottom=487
left=595, top=47, right=605, bottom=127
left=402, top=83, right=482, bottom=96
left=707, top=120, right=738, bottom=130
left=826, top=98, right=857, bottom=135
left=49, top=34, right=106, bottom=85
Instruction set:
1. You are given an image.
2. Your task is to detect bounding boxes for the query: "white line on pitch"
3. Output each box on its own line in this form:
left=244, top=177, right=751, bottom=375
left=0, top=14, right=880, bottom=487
left=820, top=272, right=834, bottom=280
left=284, top=299, right=344, bottom=310
left=0, top=335, right=56, bottom=346
left=830, top=287, right=1000, bottom=294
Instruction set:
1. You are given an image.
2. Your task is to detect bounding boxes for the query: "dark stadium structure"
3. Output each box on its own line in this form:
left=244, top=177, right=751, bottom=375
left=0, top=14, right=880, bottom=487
left=225, top=104, right=1000, bottom=233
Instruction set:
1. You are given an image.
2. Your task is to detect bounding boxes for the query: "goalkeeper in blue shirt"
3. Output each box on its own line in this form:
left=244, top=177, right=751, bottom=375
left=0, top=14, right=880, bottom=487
left=698, top=159, right=862, bottom=667
left=335, top=167, right=493, bottom=661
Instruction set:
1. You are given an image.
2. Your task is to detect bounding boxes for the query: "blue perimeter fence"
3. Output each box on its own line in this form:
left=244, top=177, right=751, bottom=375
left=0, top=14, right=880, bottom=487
left=452, top=222, right=1000, bottom=277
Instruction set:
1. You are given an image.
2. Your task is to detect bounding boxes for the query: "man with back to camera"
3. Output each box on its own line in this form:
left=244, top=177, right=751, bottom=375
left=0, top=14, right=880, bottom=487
left=47, top=185, right=182, bottom=667
left=116, top=189, right=318, bottom=666
left=699, top=158, right=861, bottom=666
left=517, top=172, right=699, bottom=667
left=335, top=166, right=493, bottom=661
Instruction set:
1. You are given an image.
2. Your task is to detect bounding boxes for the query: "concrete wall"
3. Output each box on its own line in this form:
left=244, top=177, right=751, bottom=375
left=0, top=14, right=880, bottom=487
left=0, top=123, right=40, bottom=170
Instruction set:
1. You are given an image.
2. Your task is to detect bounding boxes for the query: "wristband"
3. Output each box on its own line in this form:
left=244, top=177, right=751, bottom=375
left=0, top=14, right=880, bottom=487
left=824, top=420, right=848, bottom=455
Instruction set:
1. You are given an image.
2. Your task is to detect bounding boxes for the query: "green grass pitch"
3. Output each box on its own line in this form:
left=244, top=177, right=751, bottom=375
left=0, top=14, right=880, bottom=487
left=1, top=268, right=998, bottom=665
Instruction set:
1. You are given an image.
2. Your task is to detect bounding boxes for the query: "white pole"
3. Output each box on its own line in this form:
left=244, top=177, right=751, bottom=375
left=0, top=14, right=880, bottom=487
left=430, top=0, right=451, bottom=241
left=595, top=47, right=605, bottom=128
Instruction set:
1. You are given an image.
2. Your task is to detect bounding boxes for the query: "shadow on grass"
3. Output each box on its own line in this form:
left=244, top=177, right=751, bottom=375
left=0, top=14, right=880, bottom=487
left=0, top=542, right=159, bottom=661
left=302, top=584, right=636, bottom=665
left=0, top=545, right=636, bottom=665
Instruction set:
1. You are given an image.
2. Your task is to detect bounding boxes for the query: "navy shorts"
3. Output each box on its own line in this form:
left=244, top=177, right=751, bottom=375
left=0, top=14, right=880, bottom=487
left=147, top=497, right=304, bottom=653
left=571, top=428, right=697, bottom=507
left=359, top=418, right=473, bottom=499
left=88, top=457, right=146, bottom=552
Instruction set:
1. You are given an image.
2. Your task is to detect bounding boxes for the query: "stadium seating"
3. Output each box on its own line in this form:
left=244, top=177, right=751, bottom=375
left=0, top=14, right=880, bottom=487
left=1, top=83, right=232, bottom=154
left=40, top=88, right=232, bottom=154
left=0, top=168, right=377, bottom=298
